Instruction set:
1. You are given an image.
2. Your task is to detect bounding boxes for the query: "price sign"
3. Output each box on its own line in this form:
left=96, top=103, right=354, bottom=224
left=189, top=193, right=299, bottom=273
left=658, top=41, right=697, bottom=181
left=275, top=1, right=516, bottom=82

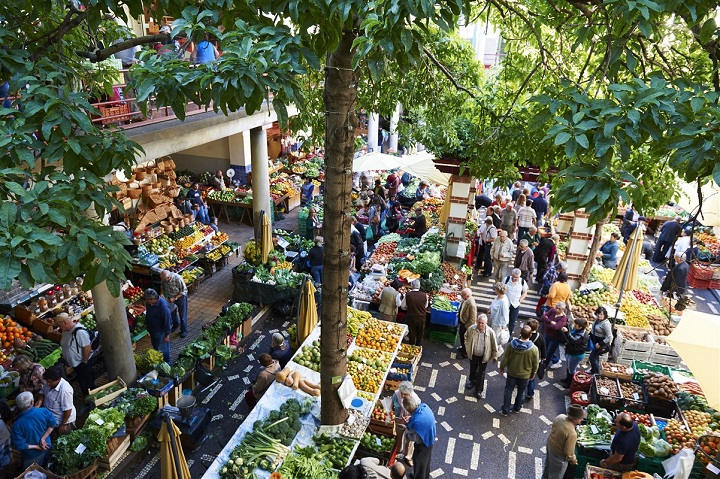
left=633, top=392, right=640, bottom=400
left=610, top=367, right=618, bottom=372
left=590, top=425, right=599, bottom=434
left=347, top=414, right=356, bottom=425
left=599, top=386, right=610, bottom=395
left=375, top=437, right=382, bottom=446
left=75, top=443, right=87, bottom=454
left=453, top=274, right=459, bottom=280
left=707, top=463, right=720, bottom=474
left=95, top=418, right=105, bottom=425
left=581, top=393, right=588, bottom=401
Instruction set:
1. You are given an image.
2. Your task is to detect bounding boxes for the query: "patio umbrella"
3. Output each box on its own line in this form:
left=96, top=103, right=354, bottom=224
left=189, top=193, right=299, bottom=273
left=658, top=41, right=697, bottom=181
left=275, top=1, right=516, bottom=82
left=260, top=210, right=273, bottom=264
left=666, top=310, right=720, bottom=411
left=158, top=414, right=191, bottom=479
left=297, top=278, right=318, bottom=344
left=612, top=224, right=644, bottom=292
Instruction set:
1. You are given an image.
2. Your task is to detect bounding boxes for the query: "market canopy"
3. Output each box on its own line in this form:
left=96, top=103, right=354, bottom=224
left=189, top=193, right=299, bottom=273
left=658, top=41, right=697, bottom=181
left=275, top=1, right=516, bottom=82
left=399, top=151, right=451, bottom=186
left=352, top=151, right=404, bottom=172
left=675, top=179, right=720, bottom=227
left=666, top=310, right=720, bottom=411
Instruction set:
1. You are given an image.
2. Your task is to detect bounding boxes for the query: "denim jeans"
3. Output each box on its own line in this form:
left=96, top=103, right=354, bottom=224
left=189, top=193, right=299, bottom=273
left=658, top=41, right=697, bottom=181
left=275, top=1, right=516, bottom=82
left=508, top=304, right=520, bottom=335
left=589, top=348, right=603, bottom=374
left=150, top=333, right=171, bottom=362
left=503, top=375, right=529, bottom=413
left=566, top=354, right=584, bottom=382
left=310, top=265, right=323, bottom=283
left=544, top=337, right=561, bottom=367
left=171, top=294, right=188, bottom=335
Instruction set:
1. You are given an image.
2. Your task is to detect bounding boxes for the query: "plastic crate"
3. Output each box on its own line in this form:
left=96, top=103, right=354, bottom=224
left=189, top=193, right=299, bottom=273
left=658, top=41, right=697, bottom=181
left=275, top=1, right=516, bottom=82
left=632, top=360, right=671, bottom=381
left=386, top=362, right=413, bottom=382
left=429, top=302, right=459, bottom=327
left=428, top=324, right=458, bottom=345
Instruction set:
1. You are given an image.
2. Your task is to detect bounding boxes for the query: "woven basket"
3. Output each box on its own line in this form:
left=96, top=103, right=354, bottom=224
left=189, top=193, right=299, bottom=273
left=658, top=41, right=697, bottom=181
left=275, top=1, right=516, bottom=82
left=135, top=169, right=147, bottom=180
left=127, top=189, right=141, bottom=199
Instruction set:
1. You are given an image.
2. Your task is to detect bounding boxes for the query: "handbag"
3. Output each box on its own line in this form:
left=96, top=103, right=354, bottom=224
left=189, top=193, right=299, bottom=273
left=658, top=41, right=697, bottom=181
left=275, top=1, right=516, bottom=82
left=498, top=326, right=510, bottom=345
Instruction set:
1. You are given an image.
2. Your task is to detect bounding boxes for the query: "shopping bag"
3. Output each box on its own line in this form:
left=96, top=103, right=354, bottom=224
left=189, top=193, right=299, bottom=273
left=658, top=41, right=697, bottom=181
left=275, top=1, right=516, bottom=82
left=662, top=448, right=695, bottom=479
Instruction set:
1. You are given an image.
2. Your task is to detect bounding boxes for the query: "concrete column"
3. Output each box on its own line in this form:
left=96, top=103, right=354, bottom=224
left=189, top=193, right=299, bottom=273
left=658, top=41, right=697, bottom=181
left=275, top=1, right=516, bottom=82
left=91, top=281, right=136, bottom=383
left=228, top=131, right=252, bottom=184
left=251, top=126, right=272, bottom=234
left=566, top=210, right=594, bottom=289
left=389, top=104, right=401, bottom=153
left=445, top=175, right=472, bottom=259
left=367, top=113, right=379, bottom=152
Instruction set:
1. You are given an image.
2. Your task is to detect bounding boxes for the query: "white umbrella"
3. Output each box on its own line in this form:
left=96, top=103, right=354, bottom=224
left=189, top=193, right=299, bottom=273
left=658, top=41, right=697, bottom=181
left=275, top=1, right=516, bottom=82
left=352, top=151, right=404, bottom=172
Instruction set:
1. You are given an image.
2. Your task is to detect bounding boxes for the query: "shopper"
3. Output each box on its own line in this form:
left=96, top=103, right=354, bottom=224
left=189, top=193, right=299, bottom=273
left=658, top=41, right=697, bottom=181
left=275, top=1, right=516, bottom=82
left=144, top=288, right=173, bottom=362
left=12, top=355, right=45, bottom=399
left=516, top=199, right=537, bottom=240
left=525, top=319, right=546, bottom=401
left=503, top=268, right=528, bottom=335
left=477, top=217, right=497, bottom=278
left=543, top=405, right=584, bottom=479
left=191, top=34, right=220, bottom=64
left=490, top=229, right=513, bottom=282
left=378, top=282, right=399, bottom=323
left=340, top=459, right=406, bottom=479
left=456, top=288, right=477, bottom=358
left=600, top=413, right=641, bottom=472
left=540, top=302, right=569, bottom=373
left=211, top=170, right=226, bottom=190
left=404, top=395, right=436, bottom=479
left=499, top=325, right=539, bottom=415
left=0, top=402, right=11, bottom=471
left=397, top=280, right=428, bottom=346
left=652, top=216, right=683, bottom=264
left=410, top=207, right=427, bottom=238
left=519, top=225, right=541, bottom=250
left=308, top=237, right=324, bottom=284
left=160, top=269, right=188, bottom=338
left=661, top=252, right=689, bottom=297
left=392, top=381, right=420, bottom=462
left=500, top=203, right=517, bottom=237
left=547, top=272, right=572, bottom=309
left=560, top=318, right=590, bottom=388
left=589, top=306, right=613, bottom=374
left=246, top=354, right=280, bottom=408
left=386, top=173, right=401, bottom=197
left=514, top=239, right=535, bottom=284
left=531, top=191, right=549, bottom=226
left=38, top=366, right=76, bottom=434
left=490, top=205, right=502, bottom=229
left=55, top=313, right=94, bottom=396
left=488, top=283, right=510, bottom=347
left=269, top=333, right=292, bottom=368
left=464, top=314, right=499, bottom=399
left=599, top=233, right=621, bottom=269
left=11, top=392, right=56, bottom=469
left=301, top=177, right=314, bottom=205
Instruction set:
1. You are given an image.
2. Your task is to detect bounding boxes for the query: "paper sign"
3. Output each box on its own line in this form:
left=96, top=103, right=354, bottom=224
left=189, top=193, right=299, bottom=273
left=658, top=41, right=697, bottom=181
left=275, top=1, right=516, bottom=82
left=707, top=463, right=720, bottom=474
left=347, top=414, right=356, bottom=425
left=95, top=418, right=105, bottom=425
left=453, top=274, right=459, bottom=280
left=590, top=425, right=599, bottom=434
left=581, top=393, right=588, bottom=401
left=633, top=392, right=640, bottom=400
left=600, top=386, right=610, bottom=395
left=375, top=437, right=382, bottom=446
left=75, top=443, right=87, bottom=454
left=610, top=367, right=618, bottom=372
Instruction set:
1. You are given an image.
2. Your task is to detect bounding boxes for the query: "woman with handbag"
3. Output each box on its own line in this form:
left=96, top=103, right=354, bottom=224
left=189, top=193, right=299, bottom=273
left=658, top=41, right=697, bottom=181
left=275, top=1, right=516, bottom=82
left=588, top=307, right=613, bottom=374
left=488, top=283, right=510, bottom=348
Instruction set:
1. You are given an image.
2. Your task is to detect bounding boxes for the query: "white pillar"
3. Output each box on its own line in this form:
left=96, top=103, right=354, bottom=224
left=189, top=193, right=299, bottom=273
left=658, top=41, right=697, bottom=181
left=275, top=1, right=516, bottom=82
left=389, top=103, right=401, bottom=153
left=228, top=131, right=252, bottom=184
left=367, top=113, right=379, bottom=152
left=251, top=126, right=271, bottom=232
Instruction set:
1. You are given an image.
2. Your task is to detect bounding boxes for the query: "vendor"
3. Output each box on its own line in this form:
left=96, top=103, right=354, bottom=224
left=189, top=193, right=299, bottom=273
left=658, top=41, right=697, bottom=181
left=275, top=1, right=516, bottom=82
left=373, top=179, right=386, bottom=200
left=246, top=354, right=280, bottom=408
left=308, top=236, right=324, bottom=283
left=415, top=181, right=429, bottom=201
left=211, top=170, right=226, bottom=190
left=301, top=177, right=314, bottom=205
left=38, top=366, right=76, bottom=434
left=410, top=207, right=427, bottom=238
left=144, top=288, right=172, bottom=363
left=269, top=333, right=292, bottom=368
left=340, top=459, right=406, bottom=479
left=599, top=232, right=620, bottom=269
left=600, top=413, right=641, bottom=472
left=12, top=355, right=45, bottom=398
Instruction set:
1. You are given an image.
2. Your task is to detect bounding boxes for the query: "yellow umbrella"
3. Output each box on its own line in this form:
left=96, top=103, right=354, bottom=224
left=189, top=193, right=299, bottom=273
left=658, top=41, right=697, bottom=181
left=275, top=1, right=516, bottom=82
left=612, top=225, right=645, bottom=291
left=158, top=416, right=191, bottom=479
left=666, top=310, right=720, bottom=411
left=297, top=279, right=318, bottom=344
left=260, top=211, right=273, bottom=264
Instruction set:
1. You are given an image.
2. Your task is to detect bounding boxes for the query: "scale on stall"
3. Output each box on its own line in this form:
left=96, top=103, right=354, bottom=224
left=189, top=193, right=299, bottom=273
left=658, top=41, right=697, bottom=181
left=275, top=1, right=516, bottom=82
left=275, top=236, right=299, bottom=261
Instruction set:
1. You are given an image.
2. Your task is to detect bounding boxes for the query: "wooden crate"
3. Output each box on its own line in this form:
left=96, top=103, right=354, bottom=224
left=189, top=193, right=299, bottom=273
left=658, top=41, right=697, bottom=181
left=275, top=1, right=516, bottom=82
left=125, top=413, right=151, bottom=440
left=88, top=377, right=127, bottom=407
left=15, top=464, right=61, bottom=479
left=648, top=348, right=683, bottom=367
left=106, top=434, right=127, bottom=456
left=368, top=418, right=396, bottom=437
left=99, top=435, right=130, bottom=471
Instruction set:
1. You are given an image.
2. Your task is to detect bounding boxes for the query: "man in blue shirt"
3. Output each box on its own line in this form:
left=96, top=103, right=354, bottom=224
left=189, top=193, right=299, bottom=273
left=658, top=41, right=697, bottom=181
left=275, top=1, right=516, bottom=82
left=652, top=216, right=683, bottom=264
left=187, top=182, right=211, bottom=223
left=601, top=412, right=641, bottom=472
left=301, top=178, right=314, bottom=205
left=531, top=191, right=549, bottom=226
left=144, top=288, right=172, bottom=362
left=599, top=233, right=620, bottom=269
left=405, top=395, right=436, bottom=479
left=11, top=392, right=57, bottom=469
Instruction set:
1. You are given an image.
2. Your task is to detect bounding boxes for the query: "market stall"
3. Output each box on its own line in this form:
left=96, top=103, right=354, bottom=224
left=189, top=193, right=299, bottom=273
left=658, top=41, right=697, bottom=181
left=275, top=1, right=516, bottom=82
left=201, top=309, right=411, bottom=479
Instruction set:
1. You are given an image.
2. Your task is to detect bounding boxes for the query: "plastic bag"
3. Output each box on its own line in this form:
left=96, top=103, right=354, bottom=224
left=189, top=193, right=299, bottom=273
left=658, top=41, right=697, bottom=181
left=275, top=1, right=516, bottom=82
left=662, top=448, right=695, bottom=479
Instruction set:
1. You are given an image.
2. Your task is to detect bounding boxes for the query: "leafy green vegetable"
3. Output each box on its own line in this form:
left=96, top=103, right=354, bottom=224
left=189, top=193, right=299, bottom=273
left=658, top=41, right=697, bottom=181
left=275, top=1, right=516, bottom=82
left=53, top=428, right=107, bottom=475
left=86, top=407, right=125, bottom=437
left=431, top=296, right=456, bottom=312
left=278, top=447, right=335, bottom=479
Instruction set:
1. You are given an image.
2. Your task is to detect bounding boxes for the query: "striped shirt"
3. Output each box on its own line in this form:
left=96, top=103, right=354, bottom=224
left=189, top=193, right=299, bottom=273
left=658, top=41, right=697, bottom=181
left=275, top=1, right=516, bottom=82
left=517, top=207, right=536, bottom=228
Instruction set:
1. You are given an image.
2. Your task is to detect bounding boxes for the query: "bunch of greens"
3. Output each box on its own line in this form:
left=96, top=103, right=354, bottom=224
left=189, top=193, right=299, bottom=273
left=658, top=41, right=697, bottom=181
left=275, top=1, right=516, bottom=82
left=181, top=339, right=214, bottom=360
left=419, top=233, right=445, bottom=252
left=408, top=251, right=441, bottom=275
left=431, top=296, right=456, bottom=312
left=420, top=273, right=444, bottom=293
left=252, top=265, right=274, bottom=283
left=396, top=237, right=420, bottom=253
left=377, top=233, right=402, bottom=244
left=400, top=178, right=421, bottom=199
left=53, top=428, right=107, bottom=475
left=215, top=345, right=234, bottom=365
left=169, top=356, right=197, bottom=379
left=277, top=446, right=335, bottom=479
left=577, top=404, right=613, bottom=446
left=134, top=349, right=165, bottom=374
left=638, top=424, right=672, bottom=458
left=273, top=269, right=309, bottom=288
left=114, top=389, right=158, bottom=419
left=311, top=433, right=356, bottom=469
left=86, top=407, right=125, bottom=436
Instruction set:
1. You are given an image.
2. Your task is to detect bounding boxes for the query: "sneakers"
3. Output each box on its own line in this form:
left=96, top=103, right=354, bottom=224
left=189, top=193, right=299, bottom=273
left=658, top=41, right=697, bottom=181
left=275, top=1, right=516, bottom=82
left=465, top=382, right=475, bottom=390
left=550, top=362, right=563, bottom=369
left=525, top=395, right=534, bottom=402
left=500, top=409, right=509, bottom=416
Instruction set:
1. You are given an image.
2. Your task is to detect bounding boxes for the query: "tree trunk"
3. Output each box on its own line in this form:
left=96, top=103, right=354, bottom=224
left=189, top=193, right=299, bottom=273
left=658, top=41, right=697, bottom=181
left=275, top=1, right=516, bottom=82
left=580, top=220, right=606, bottom=284
left=91, top=281, right=137, bottom=384
left=320, top=29, right=358, bottom=425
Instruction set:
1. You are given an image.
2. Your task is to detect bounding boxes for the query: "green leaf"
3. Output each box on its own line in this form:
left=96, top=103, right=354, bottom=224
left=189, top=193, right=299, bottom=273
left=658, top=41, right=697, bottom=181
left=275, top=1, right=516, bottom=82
left=0, top=203, right=17, bottom=228
left=554, top=132, right=571, bottom=145
left=0, top=255, right=21, bottom=289
left=699, top=18, right=716, bottom=44
left=575, top=133, right=589, bottom=149
left=690, top=97, right=704, bottom=113
left=713, top=163, right=720, bottom=187
left=627, top=109, right=640, bottom=124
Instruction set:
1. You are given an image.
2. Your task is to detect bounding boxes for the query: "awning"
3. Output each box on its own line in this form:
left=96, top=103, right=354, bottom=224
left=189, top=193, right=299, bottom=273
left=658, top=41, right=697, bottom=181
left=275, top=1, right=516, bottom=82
left=352, top=151, right=404, bottom=172
left=399, top=151, right=452, bottom=186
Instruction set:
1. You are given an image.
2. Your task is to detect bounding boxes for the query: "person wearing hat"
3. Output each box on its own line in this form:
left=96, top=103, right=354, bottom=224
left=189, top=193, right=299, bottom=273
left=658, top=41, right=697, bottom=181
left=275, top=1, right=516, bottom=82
left=661, top=252, right=690, bottom=297
left=56, top=312, right=94, bottom=396
left=160, top=269, right=188, bottom=338
left=543, top=404, right=585, bottom=478
left=144, top=289, right=172, bottom=362
left=11, top=391, right=57, bottom=469
left=269, top=333, right=292, bottom=368
left=308, top=237, right=324, bottom=284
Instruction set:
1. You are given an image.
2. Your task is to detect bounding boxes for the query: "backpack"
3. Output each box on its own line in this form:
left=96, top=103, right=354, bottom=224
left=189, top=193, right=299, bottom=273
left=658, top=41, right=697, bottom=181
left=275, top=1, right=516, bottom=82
left=72, top=326, right=99, bottom=354
left=365, top=225, right=374, bottom=241
left=504, top=276, right=526, bottom=289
